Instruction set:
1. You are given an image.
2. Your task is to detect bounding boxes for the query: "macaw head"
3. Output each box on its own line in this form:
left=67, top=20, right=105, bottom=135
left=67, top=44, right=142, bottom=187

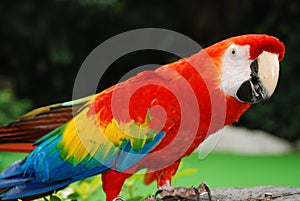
left=207, top=34, right=285, bottom=104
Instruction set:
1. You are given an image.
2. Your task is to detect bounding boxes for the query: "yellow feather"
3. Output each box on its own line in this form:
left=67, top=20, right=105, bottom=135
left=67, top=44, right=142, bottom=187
left=59, top=106, right=158, bottom=165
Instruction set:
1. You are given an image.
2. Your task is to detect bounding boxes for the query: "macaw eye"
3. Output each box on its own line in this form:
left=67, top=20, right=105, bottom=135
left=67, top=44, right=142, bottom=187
left=230, top=48, right=237, bottom=57
left=226, top=44, right=249, bottom=61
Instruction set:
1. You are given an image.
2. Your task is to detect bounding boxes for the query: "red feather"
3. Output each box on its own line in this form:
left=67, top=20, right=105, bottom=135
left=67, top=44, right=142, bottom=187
left=0, top=101, right=87, bottom=152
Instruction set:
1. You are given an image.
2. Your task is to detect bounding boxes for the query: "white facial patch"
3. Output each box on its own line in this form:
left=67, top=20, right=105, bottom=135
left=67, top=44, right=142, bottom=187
left=219, top=44, right=252, bottom=98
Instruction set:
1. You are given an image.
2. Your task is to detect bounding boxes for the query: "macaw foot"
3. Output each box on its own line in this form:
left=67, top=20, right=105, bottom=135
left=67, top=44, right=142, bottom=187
left=155, top=182, right=212, bottom=201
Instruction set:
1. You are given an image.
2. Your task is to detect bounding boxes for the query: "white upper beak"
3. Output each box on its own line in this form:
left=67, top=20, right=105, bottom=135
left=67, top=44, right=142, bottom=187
left=257, top=51, right=280, bottom=98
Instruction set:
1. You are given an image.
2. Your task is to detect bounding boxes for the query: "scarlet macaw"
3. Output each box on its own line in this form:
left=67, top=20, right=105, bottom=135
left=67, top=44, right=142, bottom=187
left=0, top=34, right=285, bottom=200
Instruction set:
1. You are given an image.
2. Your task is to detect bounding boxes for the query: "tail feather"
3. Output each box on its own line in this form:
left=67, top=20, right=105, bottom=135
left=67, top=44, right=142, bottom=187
left=0, top=143, right=35, bottom=153
left=0, top=159, right=34, bottom=190
left=0, top=96, right=91, bottom=153
left=0, top=177, right=32, bottom=189
left=0, top=108, right=73, bottom=153
left=0, top=166, right=109, bottom=200
left=0, top=144, right=109, bottom=200
left=0, top=159, right=26, bottom=179
left=0, top=179, right=74, bottom=200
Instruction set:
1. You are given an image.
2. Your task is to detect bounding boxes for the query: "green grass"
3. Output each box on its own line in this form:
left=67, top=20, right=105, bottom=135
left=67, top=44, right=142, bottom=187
left=1, top=151, right=300, bottom=200
left=177, top=152, right=300, bottom=188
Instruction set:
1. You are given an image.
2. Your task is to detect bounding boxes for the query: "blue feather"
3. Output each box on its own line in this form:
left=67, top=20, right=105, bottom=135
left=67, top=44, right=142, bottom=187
left=0, top=177, right=32, bottom=188
left=0, top=159, right=26, bottom=179
left=116, top=131, right=165, bottom=171
left=0, top=179, right=76, bottom=200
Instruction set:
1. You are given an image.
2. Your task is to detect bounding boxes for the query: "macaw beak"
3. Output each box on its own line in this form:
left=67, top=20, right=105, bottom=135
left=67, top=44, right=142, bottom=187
left=236, top=51, right=280, bottom=104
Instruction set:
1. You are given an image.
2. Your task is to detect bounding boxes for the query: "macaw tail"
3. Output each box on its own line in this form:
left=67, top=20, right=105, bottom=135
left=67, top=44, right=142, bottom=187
left=0, top=158, right=75, bottom=200
left=0, top=96, right=92, bottom=153
left=0, top=149, right=109, bottom=200
left=0, top=149, right=77, bottom=201
left=0, top=156, right=109, bottom=201
left=0, top=111, right=109, bottom=200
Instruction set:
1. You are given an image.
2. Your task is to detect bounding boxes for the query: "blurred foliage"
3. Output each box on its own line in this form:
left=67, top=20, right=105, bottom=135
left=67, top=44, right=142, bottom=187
left=0, top=89, right=31, bottom=125
left=0, top=0, right=299, bottom=141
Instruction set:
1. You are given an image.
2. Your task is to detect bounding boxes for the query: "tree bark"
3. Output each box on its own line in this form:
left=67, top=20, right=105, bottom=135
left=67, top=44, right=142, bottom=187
left=143, top=186, right=300, bottom=201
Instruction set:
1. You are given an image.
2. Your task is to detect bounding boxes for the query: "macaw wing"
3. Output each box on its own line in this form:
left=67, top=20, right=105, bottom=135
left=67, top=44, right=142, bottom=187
left=0, top=71, right=175, bottom=200
left=0, top=95, right=93, bottom=152
left=55, top=100, right=165, bottom=173
left=0, top=96, right=165, bottom=200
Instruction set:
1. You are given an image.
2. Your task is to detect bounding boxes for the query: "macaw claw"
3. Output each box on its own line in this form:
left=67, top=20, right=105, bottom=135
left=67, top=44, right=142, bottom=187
left=144, top=182, right=212, bottom=201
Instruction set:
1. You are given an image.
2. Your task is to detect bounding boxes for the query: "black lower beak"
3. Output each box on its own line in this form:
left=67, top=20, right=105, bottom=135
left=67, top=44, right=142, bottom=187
left=236, top=59, right=270, bottom=104
left=236, top=78, right=268, bottom=104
